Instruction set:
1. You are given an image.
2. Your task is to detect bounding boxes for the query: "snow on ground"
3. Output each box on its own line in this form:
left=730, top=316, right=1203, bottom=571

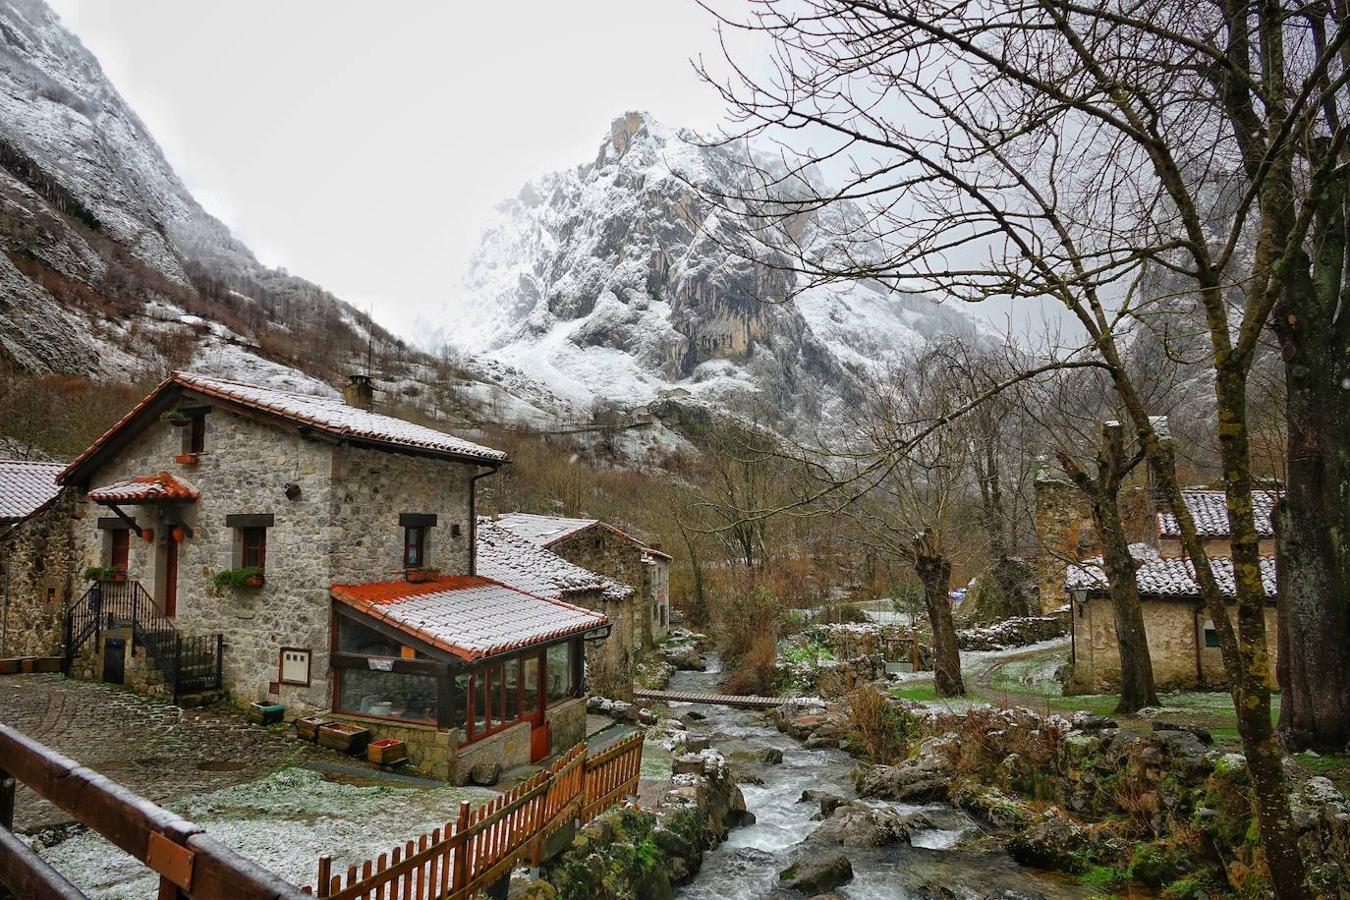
left=35, top=767, right=495, bottom=898
left=189, top=341, right=339, bottom=395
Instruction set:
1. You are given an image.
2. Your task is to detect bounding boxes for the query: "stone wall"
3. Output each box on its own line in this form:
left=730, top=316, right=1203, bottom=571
left=1067, top=595, right=1279, bottom=692
left=69, top=408, right=338, bottom=713
left=642, top=557, right=670, bottom=645
left=550, top=527, right=644, bottom=694
left=0, top=488, right=77, bottom=658
left=328, top=444, right=477, bottom=583
left=546, top=696, right=587, bottom=755
left=1033, top=478, right=1094, bottom=614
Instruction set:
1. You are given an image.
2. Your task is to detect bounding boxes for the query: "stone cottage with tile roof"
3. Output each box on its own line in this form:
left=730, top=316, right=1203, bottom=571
left=0, top=459, right=73, bottom=658
left=475, top=518, right=636, bottom=699
left=1052, top=487, right=1283, bottom=693
left=1, top=372, right=610, bottom=781
left=493, top=512, right=672, bottom=659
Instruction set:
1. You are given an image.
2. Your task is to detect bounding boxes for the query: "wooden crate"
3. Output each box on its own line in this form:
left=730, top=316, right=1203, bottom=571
left=318, top=721, right=370, bottom=754
left=367, top=738, right=407, bottom=766
left=295, top=716, right=332, bottom=741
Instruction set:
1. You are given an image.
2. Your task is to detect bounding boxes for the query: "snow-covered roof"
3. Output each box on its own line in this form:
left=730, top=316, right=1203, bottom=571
left=476, top=517, right=632, bottom=601
left=493, top=513, right=602, bottom=546
left=62, top=372, right=507, bottom=484
left=0, top=459, right=64, bottom=522
left=87, top=471, right=199, bottom=504
left=1156, top=489, right=1280, bottom=539
left=330, top=575, right=608, bottom=663
left=1066, top=551, right=1276, bottom=600
left=494, top=512, right=664, bottom=562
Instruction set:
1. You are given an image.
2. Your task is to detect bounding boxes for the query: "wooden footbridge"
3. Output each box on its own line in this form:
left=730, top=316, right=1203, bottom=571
left=634, top=688, right=785, bottom=710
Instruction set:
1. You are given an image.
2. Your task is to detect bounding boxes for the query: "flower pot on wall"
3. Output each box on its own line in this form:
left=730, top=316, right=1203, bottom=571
left=174, top=453, right=198, bottom=465
left=243, top=574, right=265, bottom=589
left=171, top=526, right=187, bottom=543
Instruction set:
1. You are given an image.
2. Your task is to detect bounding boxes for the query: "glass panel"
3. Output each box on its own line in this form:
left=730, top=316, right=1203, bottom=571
left=472, top=672, right=487, bottom=735
left=336, top=669, right=437, bottom=723
left=453, top=673, right=469, bottom=733
left=547, top=642, right=573, bottom=704
left=337, top=616, right=404, bottom=657
left=488, top=665, right=503, bottom=726
left=522, top=654, right=540, bottom=720
left=503, top=658, right=519, bottom=723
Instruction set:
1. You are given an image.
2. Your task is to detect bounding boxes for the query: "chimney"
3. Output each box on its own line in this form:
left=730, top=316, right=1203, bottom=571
left=344, top=374, right=374, bottom=411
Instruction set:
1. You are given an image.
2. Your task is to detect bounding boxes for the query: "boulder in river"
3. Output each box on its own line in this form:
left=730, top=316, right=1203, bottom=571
left=853, top=738, right=954, bottom=803
left=778, top=852, right=854, bottom=894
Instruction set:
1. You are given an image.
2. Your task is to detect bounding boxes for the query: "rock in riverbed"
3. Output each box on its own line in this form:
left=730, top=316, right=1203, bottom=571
left=778, top=852, right=854, bottom=894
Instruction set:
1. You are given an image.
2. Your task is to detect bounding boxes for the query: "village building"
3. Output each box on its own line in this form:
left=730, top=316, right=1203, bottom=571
left=493, top=512, right=672, bottom=652
left=0, top=459, right=71, bottom=659
left=0, top=371, right=611, bottom=782
left=475, top=517, right=636, bottom=699
left=1060, top=489, right=1281, bottom=693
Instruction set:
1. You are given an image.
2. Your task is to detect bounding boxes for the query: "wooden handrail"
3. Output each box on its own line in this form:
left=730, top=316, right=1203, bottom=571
left=0, top=723, right=304, bottom=899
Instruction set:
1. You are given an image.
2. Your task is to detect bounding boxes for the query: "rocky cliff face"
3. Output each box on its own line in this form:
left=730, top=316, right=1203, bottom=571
left=449, top=112, right=988, bottom=430
left=0, top=0, right=380, bottom=387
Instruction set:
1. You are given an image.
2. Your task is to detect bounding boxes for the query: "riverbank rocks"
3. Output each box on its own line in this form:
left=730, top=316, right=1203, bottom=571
left=540, top=747, right=750, bottom=899
left=799, top=789, right=848, bottom=819
left=469, top=761, right=500, bottom=786
left=587, top=696, right=658, bottom=726
left=1005, top=809, right=1089, bottom=872
left=663, top=646, right=707, bottom=671
left=778, top=852, right=853, bottom=894
left=853, top=736, right=956, bottom=803
left=956, top=613, right=1068, bottom=651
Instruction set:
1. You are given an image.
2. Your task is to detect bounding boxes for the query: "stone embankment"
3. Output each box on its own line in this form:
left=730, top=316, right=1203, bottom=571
left=773, top=697, right=1350, bottom=897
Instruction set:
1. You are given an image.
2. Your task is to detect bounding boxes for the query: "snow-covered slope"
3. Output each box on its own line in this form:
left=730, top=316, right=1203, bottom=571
left=443, top=112, right=988, bottom=430
left=0, top=0, right=382, bottom=384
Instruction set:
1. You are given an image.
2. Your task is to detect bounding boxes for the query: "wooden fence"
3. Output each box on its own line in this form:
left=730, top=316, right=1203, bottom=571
left=308, top=731, right=644, bottom=900
left=0, top=723, right=303, bottom=900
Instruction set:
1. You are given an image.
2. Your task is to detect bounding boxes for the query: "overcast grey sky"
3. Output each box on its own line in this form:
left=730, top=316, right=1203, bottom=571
left=46, top=1, right=744, bottom=335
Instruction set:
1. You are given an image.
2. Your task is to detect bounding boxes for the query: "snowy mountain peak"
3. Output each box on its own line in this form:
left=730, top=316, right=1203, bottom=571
left=444, top=112, right=987, bottom=431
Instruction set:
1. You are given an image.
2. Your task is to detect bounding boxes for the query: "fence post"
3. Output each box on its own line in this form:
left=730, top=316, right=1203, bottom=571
left=173, top=634, right=182, bottom=703
left=316, top=856, right=331, bottom=898
left=0, top=766, right=14, bottom=832
left=452, top=800, right=470, bottom=892
left=215, top=634, right=224, bottom=690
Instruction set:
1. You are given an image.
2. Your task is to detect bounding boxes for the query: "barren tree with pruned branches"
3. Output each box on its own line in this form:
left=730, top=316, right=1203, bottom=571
left=693, top=0, right=1350, bottom=892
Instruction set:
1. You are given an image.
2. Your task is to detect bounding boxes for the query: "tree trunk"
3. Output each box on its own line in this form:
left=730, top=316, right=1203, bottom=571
left=915, top=552, right=964, bottom=696
left=1272, top=191, right=1350, bottom=752
left=1090, top=494, right=1158, bottom=713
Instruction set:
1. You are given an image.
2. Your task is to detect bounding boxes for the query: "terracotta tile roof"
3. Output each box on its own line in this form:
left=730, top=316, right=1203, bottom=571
left=0, top=459, right=64, bottom=522
left=61, top=372, right=506, bottom=484
left=1157, top=489, right=1280, bottom=539
left=476, top=518, right=632, bottom=601
left=86, top=471, right=200, bottom=504
left=330, top=574, right=608, bottom=663
left=1066, top=551, right=1277, bottom=600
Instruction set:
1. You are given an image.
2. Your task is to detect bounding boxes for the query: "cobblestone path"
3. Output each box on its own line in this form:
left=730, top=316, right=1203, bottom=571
left=0, top=674, right=338, bottom=830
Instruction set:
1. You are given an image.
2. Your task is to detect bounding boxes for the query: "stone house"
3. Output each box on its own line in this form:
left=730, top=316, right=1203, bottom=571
left=1, top=371, right=610, bottom=782
left=0, top=459, right=71, bottom=658
left=1060, top=489, right=1281, bottom=693
left=475, top=517, right=636, bottom=700
left=493, top=512, right=672, bottom=657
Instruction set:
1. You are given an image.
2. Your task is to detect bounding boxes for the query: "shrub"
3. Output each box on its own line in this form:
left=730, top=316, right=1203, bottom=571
left=844, top=683, right=912, bottom=764
left=713, top=587, right=782, bottom=694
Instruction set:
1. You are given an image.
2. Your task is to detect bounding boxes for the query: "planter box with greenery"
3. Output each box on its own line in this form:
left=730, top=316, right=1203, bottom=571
left=83, top=566, right=125, bottom=582
left=161, top=410, right=191, bottom=427
left=212, top=568, right=265, bottom=590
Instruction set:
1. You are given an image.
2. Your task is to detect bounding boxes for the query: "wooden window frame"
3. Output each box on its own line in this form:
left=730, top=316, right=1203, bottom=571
left=188, top=413, right=206, bottom=454
left=403, top=525, right=426, bottom=569
left=240, top=527, right=267, bottom=572
left=462, top=649, right=551, bottom=745
left=109, top=528, right=130, bottom=572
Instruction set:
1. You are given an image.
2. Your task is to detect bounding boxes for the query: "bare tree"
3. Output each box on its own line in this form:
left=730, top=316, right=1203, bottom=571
left=696, top=0, right=1350, bottom=891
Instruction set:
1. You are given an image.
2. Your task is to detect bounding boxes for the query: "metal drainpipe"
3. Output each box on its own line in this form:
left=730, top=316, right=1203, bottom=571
left=468, top=465, right=502, bottom=577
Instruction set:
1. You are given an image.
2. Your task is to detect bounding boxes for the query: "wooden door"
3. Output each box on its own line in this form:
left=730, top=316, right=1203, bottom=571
left=526, top=652, right=549, bottom=762
left=163, top=538, right=178, bottom=618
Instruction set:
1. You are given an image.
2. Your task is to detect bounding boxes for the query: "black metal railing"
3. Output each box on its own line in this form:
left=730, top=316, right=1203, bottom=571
left=64, top=580, right=223, bottom=701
